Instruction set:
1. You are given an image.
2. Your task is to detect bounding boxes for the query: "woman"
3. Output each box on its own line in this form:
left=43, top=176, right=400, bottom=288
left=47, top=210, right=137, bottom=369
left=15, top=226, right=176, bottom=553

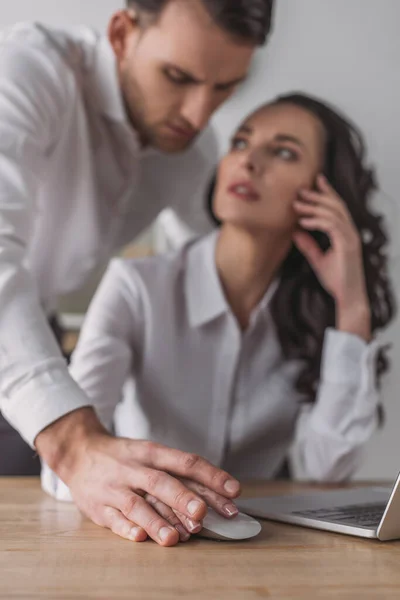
left=42, top=92, right=395, bottom=542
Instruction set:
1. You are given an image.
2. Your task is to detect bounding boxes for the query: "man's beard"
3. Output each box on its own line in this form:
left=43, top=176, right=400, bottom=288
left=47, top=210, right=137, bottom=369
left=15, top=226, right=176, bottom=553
left=121, top=73, right=155, bottom=147
left=120, top=71, right=196, bottom=153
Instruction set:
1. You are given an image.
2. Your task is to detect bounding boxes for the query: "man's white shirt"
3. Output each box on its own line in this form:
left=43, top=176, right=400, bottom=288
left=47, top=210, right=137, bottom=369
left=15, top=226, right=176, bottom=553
left=0, top=23, right=217, bottom=446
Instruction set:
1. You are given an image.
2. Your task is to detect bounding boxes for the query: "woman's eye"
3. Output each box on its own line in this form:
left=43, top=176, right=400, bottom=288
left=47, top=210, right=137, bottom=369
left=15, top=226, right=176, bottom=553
left=231, top=137, right=248, bottom=151
left=275, top=147, right=298, bottom=161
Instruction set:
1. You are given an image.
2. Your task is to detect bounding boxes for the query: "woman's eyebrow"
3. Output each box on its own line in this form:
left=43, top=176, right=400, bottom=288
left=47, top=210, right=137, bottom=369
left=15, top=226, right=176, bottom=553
left=235, top=128, right=305, bottom=149
left=274, top=134, right=305, bottom=148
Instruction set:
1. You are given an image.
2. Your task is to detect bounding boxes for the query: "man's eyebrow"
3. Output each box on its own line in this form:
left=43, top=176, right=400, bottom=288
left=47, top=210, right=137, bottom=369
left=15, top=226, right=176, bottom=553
left=164, top=64, right=247, bottom=89
left=214, top=75, right=247, bottom=90
left=236, top=124, right=253, bottom=135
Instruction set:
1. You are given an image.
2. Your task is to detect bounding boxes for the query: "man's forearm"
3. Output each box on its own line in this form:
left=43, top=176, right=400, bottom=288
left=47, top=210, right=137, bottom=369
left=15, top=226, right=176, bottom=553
left=35, top=406, right=108, bottom=482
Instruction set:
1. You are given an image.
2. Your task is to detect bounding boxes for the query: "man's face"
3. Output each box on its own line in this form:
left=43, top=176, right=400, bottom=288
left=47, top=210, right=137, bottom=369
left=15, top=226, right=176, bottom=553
left=109, top=0, right=256, bottom=153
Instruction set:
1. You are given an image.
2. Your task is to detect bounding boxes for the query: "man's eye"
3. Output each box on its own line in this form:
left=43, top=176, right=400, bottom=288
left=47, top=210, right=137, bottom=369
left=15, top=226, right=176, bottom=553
left=164, top=69, right=190, bottom=85
left=231, top=137, right=248, bottom=151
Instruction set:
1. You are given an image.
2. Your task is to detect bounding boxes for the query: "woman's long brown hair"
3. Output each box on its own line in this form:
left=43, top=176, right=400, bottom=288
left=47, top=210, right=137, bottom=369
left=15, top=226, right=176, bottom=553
left=207, top=92, right=396, bottom=415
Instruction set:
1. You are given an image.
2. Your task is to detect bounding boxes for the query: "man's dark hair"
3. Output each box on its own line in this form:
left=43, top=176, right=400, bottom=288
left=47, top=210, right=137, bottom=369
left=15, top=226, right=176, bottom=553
left=126, top=0, right=275, bottom=45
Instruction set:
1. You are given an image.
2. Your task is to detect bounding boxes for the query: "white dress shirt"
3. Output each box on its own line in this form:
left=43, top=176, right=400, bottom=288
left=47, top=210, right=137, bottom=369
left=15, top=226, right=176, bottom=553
left=41, top=232, right=381, bottom=500
left=0, top=23, right=217, bottom=446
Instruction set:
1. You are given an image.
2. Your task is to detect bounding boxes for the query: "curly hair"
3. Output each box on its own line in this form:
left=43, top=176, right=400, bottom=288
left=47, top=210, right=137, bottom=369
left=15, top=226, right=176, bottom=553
left=207, top=92, right=396, bottom=415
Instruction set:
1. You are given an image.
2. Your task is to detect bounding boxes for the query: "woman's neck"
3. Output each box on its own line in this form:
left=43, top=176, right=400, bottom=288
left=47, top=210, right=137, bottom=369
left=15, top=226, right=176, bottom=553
left=215, top=225, right=292, bottom=330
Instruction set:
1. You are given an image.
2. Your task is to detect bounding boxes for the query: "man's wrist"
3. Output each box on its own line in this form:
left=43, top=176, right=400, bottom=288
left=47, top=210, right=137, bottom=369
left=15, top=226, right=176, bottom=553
left=35, top=406, right=108, bottom=482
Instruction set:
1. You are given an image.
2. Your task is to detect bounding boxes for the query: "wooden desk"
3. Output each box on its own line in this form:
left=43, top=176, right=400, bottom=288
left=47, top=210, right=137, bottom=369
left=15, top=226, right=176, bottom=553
left=1, top=479, right=399, bottom=599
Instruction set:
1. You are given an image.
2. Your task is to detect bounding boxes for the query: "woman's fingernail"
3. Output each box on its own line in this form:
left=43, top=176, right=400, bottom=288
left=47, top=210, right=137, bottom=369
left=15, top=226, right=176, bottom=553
left=187, top=500, right=202, bottom=516
left=224, top=480, right=240, bottom=495
left=223, top=504, right=239, bottom=517
left=187, top=519, right=202, bottom=533
left=159, top=527, right=175, bottom=542
left=176, top=524, right=190, bottom=542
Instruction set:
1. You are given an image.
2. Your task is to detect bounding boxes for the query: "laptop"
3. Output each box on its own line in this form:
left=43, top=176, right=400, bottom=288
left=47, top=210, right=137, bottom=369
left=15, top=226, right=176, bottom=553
left=237, top=472, right=400, bottom=541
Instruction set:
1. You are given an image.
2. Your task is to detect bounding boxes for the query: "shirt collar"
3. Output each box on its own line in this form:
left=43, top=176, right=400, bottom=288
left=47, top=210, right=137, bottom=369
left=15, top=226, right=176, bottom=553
left=185, top=231, right=280, bottom=328
left=185, top=232, right=228, bottom=328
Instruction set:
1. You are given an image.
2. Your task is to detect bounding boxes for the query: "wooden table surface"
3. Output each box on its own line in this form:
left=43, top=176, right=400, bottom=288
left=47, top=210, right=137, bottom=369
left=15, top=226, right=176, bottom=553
left=1, top=478, right=399, bottom=600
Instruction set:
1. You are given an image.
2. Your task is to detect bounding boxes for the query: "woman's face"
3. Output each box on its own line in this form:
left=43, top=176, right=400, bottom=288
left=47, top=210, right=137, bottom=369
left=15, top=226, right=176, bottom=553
left=214, top=102, right=327, bottom=233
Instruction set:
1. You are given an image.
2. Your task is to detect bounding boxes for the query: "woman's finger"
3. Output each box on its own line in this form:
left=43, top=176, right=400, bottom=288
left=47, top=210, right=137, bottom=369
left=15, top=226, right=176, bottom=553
left=173, top=509, right=203, bottom=535
left=144, top=494, right=193, bottom=542
left=295, top=203, right=346, bottom=230
left=292, top=231, right=324, bottom=267
left=297, top=189, right=348, bottom=221
left=298, top=207, right=361, bottom=252
left=316, top=173, right=338, bottom=195
left=299, top=216, right=340, bottom=236
left=180, top=478, right=239, bottom=519
left=101, top=506, right=148, bottom=543
left=117, top=490, right=180, bottom=547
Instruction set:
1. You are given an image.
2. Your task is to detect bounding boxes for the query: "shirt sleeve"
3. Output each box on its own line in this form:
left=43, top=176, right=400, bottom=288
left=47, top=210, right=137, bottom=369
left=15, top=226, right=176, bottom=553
left=68, top=259, right=142, bottom=432
left=0, top=39, right=91, bottom=447
left=291, top=328, right=381, bottom=482
left=41, top=259, right=143, bottom=501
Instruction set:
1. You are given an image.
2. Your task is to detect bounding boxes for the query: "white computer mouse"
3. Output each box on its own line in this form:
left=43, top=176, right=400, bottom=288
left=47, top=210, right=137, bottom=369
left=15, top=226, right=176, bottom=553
left=197, top=507, right=262, bottom=541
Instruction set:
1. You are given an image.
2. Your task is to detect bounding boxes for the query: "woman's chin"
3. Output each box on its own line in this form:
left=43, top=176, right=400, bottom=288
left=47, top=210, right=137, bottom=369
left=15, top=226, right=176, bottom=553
left=219, top=216, right=296, bottom=240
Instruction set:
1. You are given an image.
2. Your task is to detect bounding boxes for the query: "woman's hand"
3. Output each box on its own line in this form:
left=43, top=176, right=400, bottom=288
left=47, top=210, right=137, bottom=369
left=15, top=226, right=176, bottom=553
left=293, top=174, right=371, bottom=341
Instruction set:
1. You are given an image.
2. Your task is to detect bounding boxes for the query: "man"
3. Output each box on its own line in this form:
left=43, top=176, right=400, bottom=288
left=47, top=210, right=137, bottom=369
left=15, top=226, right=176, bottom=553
left=0, top=0, right=274, bottom=545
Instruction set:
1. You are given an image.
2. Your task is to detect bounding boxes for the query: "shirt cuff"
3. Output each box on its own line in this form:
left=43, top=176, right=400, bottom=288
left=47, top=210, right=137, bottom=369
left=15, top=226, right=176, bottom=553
left=1, top=368, right=91, bottom=448
left=321, top=327, right=380, bottom=385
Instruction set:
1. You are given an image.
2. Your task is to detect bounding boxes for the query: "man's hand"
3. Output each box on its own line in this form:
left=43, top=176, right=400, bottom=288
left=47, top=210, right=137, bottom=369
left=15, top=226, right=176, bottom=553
left=36, top=407, right=241, bottom=546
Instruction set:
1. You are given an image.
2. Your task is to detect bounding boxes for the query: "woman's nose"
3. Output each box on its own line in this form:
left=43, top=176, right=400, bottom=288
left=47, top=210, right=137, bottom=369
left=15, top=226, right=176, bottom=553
left=241, top=148, right=265, bottom=175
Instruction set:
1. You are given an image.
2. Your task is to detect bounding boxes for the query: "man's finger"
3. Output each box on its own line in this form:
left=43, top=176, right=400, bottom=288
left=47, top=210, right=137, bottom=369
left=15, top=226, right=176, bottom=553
left=135, top=442, right=241, bottom=498
left=132, top=466, right=208, bottom=521
left=102, top=506, right=148, bottom=543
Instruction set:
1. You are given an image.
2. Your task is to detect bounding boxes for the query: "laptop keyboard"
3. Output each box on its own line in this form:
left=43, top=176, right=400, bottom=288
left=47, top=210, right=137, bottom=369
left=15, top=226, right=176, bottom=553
left=292, top=502, right=387, bottom=528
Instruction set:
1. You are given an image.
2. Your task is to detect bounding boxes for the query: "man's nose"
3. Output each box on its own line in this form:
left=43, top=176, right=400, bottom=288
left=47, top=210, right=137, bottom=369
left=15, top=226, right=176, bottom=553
left=180, top=88, right=216, bottom=132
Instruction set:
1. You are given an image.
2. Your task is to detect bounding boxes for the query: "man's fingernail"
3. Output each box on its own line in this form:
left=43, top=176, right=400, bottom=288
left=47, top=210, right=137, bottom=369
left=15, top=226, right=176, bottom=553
left=224, top=480, right=240, bottom=494
left=187, top=500, right=202, bottom=516
left=176, top=524, right=190, bottom=541
left=129, top=526, right=142, bottom=541
left=187, top=519, right=202, bottom=533
left=159, top=527, right=174, bottom=542
left=223, top=504, right=239, bottom=517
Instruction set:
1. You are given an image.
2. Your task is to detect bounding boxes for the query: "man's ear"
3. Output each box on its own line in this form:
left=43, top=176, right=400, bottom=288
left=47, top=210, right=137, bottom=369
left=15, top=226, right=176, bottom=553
left=108, top=10, right=140, bottom=60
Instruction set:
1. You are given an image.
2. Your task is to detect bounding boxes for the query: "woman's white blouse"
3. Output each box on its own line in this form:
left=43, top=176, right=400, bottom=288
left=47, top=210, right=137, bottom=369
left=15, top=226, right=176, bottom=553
left=42, top=232, right=381, bottom=499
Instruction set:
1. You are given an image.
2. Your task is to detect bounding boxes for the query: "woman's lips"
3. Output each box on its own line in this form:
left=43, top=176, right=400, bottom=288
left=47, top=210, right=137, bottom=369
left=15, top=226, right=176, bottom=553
left=228, top=181, right=261, bottom=202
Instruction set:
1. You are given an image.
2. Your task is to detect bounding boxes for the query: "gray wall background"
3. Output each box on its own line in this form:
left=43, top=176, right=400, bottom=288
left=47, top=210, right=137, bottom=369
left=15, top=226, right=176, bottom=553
left=1, top=1, right=399, bottom=480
